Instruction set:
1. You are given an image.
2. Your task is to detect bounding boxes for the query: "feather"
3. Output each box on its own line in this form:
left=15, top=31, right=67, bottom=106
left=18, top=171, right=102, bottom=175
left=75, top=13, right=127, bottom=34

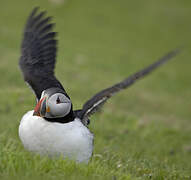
left=79, top=47, right=182, bottom=122
left=19, top=8, right=68, bottom=100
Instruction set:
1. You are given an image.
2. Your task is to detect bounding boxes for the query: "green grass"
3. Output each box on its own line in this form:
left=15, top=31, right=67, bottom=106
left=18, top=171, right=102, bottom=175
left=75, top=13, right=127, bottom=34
left=0, top=0, right=191, bottom=179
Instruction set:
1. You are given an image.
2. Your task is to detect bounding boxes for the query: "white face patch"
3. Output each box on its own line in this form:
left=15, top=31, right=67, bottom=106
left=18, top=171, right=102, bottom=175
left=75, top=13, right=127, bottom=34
left=46, top=93, right=72, bottom=118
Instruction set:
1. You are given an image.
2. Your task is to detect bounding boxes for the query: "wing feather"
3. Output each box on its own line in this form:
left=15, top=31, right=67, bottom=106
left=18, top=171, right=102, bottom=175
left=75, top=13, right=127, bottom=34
left=79, top=47, right=182, bottom=122
left=19, top=8, right=67, bottom=99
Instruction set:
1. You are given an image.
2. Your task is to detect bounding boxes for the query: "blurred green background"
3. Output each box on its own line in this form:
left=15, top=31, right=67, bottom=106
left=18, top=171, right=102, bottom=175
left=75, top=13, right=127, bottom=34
left=0, top=0, right=190, bottom=179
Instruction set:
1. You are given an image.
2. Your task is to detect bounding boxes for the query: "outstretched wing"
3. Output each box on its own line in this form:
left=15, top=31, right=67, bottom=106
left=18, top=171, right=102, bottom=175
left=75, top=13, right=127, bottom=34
left=78, top=48, right=182, bottom=125
left=19, top=7, right=67, bottom=100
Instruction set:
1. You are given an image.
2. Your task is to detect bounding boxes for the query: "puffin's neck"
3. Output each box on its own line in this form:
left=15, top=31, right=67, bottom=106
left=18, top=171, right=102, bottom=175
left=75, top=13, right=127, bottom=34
left=44, top=110, right=75, bottom=123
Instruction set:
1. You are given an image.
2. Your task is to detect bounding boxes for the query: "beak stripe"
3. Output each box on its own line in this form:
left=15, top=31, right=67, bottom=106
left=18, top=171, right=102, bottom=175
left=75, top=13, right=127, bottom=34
left=34, top=97, right=46, bottom=116
left=40, top=98, right=47, bottom=116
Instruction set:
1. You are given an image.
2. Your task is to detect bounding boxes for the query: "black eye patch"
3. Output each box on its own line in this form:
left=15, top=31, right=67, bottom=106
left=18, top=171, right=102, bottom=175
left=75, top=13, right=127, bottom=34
left=56, top=96, right=61, bottom=104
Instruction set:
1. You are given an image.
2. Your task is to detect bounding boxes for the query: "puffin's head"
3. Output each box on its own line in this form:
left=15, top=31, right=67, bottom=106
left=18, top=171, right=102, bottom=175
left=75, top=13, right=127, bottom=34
left=33, top=87, right=72, bottom=118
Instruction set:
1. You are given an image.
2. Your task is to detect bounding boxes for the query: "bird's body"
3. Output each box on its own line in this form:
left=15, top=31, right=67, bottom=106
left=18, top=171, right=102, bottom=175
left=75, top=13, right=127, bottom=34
left=18, top=7, right=181, bottom=163
left=19, top=111, right=93, bottom=163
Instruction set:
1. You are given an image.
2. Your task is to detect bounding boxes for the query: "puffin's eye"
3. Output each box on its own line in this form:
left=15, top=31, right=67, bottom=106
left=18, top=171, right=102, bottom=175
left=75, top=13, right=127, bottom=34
left=56, top=96, right=61, bottom=104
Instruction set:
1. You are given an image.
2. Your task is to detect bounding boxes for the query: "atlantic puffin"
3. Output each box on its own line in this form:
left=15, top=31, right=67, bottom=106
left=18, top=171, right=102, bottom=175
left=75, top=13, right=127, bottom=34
left=18, top=7, right=181, bottom=163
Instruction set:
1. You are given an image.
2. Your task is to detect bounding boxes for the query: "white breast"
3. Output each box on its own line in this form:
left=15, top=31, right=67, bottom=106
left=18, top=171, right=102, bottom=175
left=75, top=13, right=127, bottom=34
left=19, top=111, right=94, bottom=163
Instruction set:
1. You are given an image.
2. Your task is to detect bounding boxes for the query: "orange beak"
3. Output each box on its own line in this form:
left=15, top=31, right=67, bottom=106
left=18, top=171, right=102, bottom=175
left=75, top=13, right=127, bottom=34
left=33, top=97, right=46, bottom=116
